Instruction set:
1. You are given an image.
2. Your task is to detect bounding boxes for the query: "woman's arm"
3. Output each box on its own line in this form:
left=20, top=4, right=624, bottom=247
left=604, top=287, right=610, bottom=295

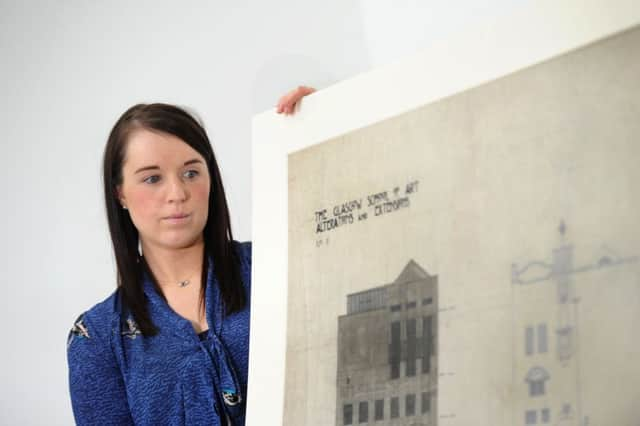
left=67, top=312, right=135, bottom=426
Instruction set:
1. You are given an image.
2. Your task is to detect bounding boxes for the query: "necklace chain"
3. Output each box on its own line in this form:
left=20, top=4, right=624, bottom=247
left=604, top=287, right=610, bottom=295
left=140, top=257, right=196, bottom=288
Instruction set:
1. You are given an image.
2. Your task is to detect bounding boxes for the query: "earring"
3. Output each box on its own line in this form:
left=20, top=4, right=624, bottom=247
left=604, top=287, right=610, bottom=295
left=122, top=205, right=128, bottom=210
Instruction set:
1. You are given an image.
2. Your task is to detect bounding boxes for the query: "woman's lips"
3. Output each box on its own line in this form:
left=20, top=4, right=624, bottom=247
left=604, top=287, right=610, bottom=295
left=163, top=213, right=191, bottom=224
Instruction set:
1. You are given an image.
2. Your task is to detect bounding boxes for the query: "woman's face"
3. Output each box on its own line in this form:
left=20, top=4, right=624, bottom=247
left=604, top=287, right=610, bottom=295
left=117, top=129, right=211, bottom=252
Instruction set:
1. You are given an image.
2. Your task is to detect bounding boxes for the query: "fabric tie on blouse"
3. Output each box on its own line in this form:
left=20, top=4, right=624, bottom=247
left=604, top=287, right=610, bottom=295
left=141, top=257, right=243, bottom=425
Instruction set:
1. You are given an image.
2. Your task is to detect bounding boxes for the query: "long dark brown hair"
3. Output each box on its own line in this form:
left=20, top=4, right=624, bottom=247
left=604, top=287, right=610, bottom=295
left=103, top=103, right=245, bottom=336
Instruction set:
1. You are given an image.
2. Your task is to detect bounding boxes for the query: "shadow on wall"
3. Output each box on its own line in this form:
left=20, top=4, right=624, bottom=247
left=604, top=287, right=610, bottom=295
left=251, top=54, right=337, bottom=114
left=251, top=1, right=374, bottom=114
left=250, top=0, right=528, bottom=114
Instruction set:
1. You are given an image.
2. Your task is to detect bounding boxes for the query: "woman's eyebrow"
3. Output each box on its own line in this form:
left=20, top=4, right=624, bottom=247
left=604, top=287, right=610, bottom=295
left=134, top=165, right=160, bottom=174
left=133, top=158, right=202, bottom=175
left=134, top=159, right=203, bottom=174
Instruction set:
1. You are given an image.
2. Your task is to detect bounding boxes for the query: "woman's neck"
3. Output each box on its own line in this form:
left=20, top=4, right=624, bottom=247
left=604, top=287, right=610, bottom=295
left=141, top=237, right=205, bottom=290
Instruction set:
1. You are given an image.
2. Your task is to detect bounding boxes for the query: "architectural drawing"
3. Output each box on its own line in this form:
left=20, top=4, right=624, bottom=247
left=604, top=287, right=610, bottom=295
left=511, top=221, right=638, bottom=425
left=336, top=260, right=438, bottom=425
left=284, top=27, right=640, bottom=425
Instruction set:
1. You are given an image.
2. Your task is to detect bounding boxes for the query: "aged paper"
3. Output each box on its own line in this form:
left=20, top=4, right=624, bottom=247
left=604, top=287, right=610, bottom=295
left=285, top=27, right=640, bottom=425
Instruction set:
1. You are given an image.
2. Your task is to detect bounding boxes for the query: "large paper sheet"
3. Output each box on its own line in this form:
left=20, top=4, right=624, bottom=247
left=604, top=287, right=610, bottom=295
left=284, top=27, right=640, bottom=426
left=249, top=2, right=640, bottom=425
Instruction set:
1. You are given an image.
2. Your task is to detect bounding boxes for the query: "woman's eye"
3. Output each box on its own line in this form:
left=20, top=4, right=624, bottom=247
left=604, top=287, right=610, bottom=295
left=184, top=170, right=199, bottom=179
left=143, top=175, right=160, bottom=184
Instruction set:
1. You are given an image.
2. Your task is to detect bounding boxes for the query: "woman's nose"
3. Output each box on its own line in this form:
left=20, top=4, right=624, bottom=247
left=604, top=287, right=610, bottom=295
left=167, top=177, right=188, bottom=203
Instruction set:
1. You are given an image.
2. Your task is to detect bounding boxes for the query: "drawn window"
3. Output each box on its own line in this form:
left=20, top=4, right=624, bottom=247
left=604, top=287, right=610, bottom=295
left=421, top=392, right=431, bottom=414
left=390, top=321, right=401, bottom=379
left=348, top=288, right=387, bottom=314
left=358, top=401, right=368, bottom=423
left=531, top=381, right=544, bottom=396
left=537, top=323, right=548, bottom=353
left=525, top=326, right=534, bottom=355
left=406, top=319, right=416, bottom=377
left=525, top=410, right=537, bottom=424
left=390, top=397, right=399, bottom=419
left=558, top=281, right=569, bottom=303
left=525, top=366, right=550, bottom=397
left=526, top=324, right=548, bottom=355
left=541, top=408, right=550, bottom=423
left=343, top=404, right=353, bottom=425
left=374, top=399, right=384, bottom=421
left=390, top=304, right=402, bottom=312
left=406, top=394, right=416, bottom=416
left=422, top=316, right=432, bottom=374
left=422, top=297, right=433, bottom=305
left=406, top=301, right=416, bottom=309
left=557, top=327, right=572, bottom=361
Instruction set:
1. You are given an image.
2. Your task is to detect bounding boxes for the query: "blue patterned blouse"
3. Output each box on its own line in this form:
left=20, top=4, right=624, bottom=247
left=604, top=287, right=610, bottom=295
left=67, top=241, right=251, bottom=425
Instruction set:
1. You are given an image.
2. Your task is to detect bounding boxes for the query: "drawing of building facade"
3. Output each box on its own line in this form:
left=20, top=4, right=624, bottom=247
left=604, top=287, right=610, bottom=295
left=511, top=222, right=638, bottom=425
left=336, top=260, right=438, bottom=425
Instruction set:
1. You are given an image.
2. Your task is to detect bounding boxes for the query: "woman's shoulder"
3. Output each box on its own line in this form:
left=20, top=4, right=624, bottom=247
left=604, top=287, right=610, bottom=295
left=232, top=240, right=251, bottom=255
left=231, top=240, right=252, bottom=295
left=66, top=288, right=124, bottom=352
left=232, top=240, right=252, bottom=265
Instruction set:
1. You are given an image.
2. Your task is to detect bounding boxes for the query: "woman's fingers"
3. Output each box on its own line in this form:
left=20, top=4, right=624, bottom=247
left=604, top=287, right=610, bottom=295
left=277, top=86, right=316, bottom=115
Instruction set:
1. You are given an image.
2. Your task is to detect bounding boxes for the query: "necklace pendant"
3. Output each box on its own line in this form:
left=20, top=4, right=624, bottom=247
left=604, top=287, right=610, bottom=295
left=178, top=280, right=190, bottom=288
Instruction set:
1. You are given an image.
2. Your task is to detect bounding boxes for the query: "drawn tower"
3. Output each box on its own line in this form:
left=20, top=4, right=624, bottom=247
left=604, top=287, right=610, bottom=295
left=336, top=260, right=438, bottom=425
left=511, top=221, right=638, bottom=425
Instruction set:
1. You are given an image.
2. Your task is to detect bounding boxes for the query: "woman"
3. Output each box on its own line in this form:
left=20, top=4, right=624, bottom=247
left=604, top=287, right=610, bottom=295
left=67, top=87, right=314, bottom=425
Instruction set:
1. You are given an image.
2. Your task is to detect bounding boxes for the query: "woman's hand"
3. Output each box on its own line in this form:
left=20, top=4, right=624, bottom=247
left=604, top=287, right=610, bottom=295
left=276, top=86, right=316, bottom=115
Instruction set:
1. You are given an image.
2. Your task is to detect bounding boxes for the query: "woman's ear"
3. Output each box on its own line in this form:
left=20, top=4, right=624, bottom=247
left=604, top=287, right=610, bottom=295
left=116, top=186, right=127, bottom=209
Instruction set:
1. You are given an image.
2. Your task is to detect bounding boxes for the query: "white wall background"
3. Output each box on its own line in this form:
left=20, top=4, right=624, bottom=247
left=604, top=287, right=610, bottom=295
left=0, top=1, right=527, bottom=424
